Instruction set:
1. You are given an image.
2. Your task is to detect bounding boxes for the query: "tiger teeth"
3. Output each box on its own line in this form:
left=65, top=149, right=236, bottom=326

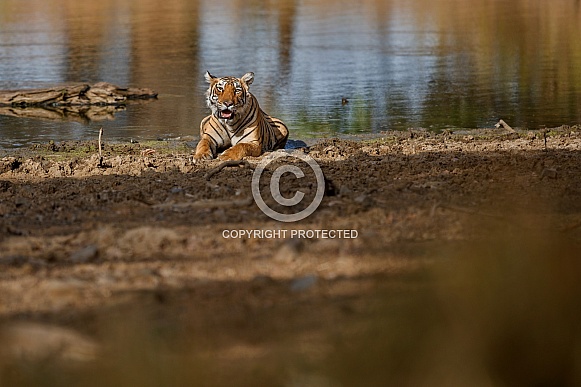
left=220, top=110, right=233, bottom=119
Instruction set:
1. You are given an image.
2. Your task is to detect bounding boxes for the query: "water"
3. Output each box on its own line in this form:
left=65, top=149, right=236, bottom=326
left=0, top=0, right=580, bottom=148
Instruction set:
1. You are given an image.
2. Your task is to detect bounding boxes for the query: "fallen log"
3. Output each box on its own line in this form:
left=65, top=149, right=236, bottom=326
left=0, top=82, right=157, bottom=107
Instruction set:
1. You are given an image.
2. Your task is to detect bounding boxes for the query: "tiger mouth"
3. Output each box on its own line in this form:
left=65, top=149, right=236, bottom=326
left=219, top=109, right=234, bottom=119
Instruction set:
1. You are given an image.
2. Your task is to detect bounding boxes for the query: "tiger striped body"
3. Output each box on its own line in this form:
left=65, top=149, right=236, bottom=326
left=193, top=72, right=289, bottom=161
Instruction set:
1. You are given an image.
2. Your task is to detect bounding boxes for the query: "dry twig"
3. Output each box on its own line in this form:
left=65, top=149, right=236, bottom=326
left=495, top=119, right=515, bottom=133
left=98, top=127, right=103, bottom=167
left=543, top=130, right=549, bottom=151
left=204, top=160, right=253, bottom=181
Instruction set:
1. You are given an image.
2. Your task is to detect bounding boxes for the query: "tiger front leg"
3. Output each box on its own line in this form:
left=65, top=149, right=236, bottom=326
left=219, top=142, right=262, bottom=161
left=193, top=136, right=216, bottom=162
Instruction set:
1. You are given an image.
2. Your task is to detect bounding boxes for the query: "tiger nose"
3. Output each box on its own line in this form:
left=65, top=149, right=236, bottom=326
left=223, top=101, right=234, bottom=108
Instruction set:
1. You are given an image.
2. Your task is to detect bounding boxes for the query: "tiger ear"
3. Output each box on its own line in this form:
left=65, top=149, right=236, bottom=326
left=241, top=72, right=254, bottom=87
left=205, top=71, right=217, bottom=84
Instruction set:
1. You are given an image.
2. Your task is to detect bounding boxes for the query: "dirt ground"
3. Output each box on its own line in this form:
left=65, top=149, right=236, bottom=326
left=1, top=127, right=581, bottom=386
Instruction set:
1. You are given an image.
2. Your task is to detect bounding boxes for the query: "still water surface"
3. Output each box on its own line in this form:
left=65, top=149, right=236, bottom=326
left=0, top=0, right=580, bottom=148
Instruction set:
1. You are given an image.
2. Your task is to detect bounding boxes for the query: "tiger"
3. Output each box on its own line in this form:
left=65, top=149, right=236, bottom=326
left=193, top=71, right=289, bottom=162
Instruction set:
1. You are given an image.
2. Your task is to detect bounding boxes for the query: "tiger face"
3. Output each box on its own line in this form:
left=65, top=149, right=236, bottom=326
left=205, top=71, right=254, bottom=123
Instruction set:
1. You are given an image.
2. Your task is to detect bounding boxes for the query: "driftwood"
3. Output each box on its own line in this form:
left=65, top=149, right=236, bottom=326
left=0, top=82, right=157, bottom=122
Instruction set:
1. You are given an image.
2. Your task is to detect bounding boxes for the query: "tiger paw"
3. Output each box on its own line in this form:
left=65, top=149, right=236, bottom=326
left=192, top=152, right=214, bottom=163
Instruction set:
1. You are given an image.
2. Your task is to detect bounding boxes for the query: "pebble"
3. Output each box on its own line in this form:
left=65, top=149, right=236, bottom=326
left=290, top=274, right=318, bottom=292
left=354, top=194, right=367, bottom=203
left=339, top=185, right=352, bottom=196
left=70, top=245, right=99, bottom=263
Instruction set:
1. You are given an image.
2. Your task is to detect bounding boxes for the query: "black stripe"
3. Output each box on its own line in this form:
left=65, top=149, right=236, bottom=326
left=211, top=119, right=227, bottom=133
left=234, top=98, right=257, bottom=135
left=214, top=119, right=232, bottom=140
left=206, top=121, right=225, bottom=146
left=208, top=119, right=219, bottom=131
left=266, top=124, right=275, bottom=149
left=200, top=116, right=211, bottom=136
left=206, top=131, right=220, bottom=147
left=236, top=128, right=256, bottom=143
left=229, top=101, right=252, bottom=137
left=231, top=125, right=245, bottom=138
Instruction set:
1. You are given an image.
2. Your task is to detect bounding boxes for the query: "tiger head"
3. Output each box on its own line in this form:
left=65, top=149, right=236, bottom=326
left=204, top=71, right=254, bottom=123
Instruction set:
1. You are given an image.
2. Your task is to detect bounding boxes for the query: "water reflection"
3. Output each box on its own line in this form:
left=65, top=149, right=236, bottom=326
left=0, top=0, right=580, bottom=148
left=0, top=105, right=126, bottom=123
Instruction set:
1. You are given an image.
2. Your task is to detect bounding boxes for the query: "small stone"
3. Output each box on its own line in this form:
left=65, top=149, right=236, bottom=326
left=290, top=274, right=318, bottom=292
left=70, top=245, right=98, bottom=263
left=354, top=194, right=367, bottom=203
left=339, top=185, right=352, bottom=196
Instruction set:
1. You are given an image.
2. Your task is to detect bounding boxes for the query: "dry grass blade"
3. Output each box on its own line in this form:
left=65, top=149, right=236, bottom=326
left=98, top=127, right=103, bottom=167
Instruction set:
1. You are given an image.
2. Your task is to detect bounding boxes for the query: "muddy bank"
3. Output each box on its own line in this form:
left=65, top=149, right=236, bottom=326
left=1, top=128, right=581, bottom=385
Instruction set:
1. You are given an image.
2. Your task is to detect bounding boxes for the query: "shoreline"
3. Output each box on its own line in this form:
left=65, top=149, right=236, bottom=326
left=1, top=123, right=577, bottom=154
